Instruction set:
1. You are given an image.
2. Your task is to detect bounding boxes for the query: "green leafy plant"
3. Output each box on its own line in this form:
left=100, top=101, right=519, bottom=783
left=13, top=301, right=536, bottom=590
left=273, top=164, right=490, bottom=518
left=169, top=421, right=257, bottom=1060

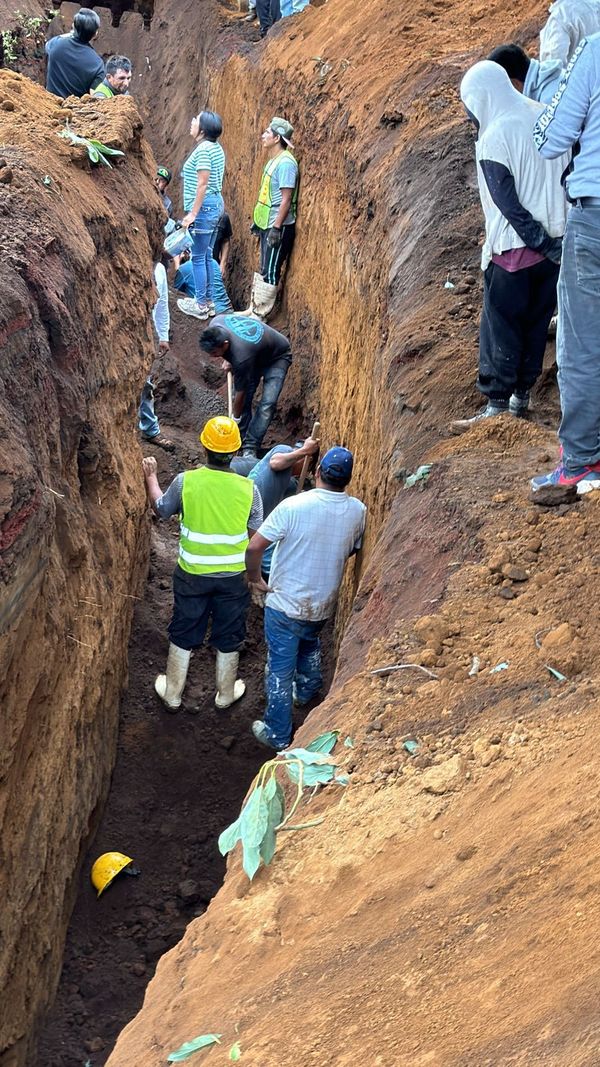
left=167, top=1034, right=221, bottom=1062
left=404, top=464, right=432, bottom=489
left=218, top=731, right=347, bottom=880
left=58, top=122, right=125, bottom=167
left=1, top=29, right=17, bottom=63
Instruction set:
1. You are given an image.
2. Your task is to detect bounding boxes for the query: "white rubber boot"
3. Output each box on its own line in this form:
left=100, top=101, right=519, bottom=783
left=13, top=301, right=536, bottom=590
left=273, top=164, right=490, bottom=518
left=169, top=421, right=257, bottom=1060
left=154, top=643, right=191, bottom=711
left=253, top=276, right=278, bottom=321
left=235, top=272, right=262, bottom=316
left=215, top=650, right=246, bottom=708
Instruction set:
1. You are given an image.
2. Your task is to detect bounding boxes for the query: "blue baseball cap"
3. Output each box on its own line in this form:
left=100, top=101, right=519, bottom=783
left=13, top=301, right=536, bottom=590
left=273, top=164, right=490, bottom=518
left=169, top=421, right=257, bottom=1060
left=320, top=447, right=354, bottom=485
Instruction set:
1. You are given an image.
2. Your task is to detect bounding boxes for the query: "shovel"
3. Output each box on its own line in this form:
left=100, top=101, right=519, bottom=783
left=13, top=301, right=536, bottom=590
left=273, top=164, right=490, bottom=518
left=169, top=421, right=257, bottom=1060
left=296, top=420, right=320, bottom=494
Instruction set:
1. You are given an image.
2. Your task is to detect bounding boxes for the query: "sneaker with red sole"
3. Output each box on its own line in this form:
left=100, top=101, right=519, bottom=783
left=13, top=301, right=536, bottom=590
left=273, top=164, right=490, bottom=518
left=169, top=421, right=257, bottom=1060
left=531, top=462, right=600, bottom=494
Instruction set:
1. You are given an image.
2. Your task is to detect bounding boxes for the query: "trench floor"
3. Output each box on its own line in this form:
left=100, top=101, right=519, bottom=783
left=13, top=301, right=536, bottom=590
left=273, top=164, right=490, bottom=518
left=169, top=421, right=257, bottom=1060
left=36, top=300, right=329, bottom=1067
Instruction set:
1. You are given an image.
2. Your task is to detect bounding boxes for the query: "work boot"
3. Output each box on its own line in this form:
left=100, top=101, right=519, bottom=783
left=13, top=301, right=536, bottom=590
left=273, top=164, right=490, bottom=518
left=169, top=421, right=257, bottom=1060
left=154, top=643, right=191, bottom=711
left=253, top=275, right=278, bottom=321
left=450, top=400, right=509, bottom=435
left=235, top=272, right=262, bottom=316
left=509, top=391, right=530, bottom=417
left=251, top=720, right=279, bottom=749
left=215, top=651, right=246, bottom=708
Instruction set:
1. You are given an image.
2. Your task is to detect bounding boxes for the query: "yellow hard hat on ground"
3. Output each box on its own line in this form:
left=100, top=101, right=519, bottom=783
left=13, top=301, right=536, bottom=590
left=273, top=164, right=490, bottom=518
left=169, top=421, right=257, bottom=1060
left=200, top=416, right=241, bottom=453
left=91, top=852, right=134, bottom=897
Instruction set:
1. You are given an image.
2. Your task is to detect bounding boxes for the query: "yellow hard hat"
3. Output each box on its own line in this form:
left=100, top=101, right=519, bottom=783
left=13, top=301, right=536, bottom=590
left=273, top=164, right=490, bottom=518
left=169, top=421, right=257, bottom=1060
left=199, top=416, right=241, bottom=453
left=91, top=852, right=134, bottom=897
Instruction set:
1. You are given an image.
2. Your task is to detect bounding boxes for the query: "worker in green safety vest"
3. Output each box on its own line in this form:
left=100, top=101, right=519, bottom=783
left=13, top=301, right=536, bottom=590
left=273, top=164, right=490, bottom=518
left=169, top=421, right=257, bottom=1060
left=241, top=116, right=299, bottom=321
left=92, top=54, right=132, bottom=98
left=142, top=416, right=264, bottom=712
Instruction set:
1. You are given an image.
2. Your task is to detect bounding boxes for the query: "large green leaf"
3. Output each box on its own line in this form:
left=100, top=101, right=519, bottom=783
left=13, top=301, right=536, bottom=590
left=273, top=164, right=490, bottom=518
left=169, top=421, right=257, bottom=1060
left=285, top=762, right=336, bottom=786
left=167, top=1034, right=221, bottom=1061
left=284, top=748, right=338, bottom=766
left=242, top=842, right=261, bottom=880
left=259, top=782, right=285, bottom=866
left=240, top=785, right=270, bottom=848
left=218, top=816, right=242, bottom=857
left=306, top=730, right=339, bottom=754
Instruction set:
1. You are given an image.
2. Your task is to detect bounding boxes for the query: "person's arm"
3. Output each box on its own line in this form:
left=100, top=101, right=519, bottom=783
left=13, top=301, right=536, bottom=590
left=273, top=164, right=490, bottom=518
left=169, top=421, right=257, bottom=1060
left=269, top=437, right=319, bottom=471
left=142, top=456, right=163, bottom=508
left=245, top=532, right=273, bottom=588
left=219, top=237, right=231, bottom=273
left=143, top=461, right=183, bottom=517
left=479, top=159, right=563, bottom=262
left=533, top=38, right=592, bottom=157
left=247, top=484, right=263, bottom=539
left=539, top=13, right=571, bottom=66
left=152, top=263, right=170, bottom=351
left=182, top=168, right=210, bottom=229
left=89, top=55, right=106, bottom=92
left=272, top=187, right=293, bottom=229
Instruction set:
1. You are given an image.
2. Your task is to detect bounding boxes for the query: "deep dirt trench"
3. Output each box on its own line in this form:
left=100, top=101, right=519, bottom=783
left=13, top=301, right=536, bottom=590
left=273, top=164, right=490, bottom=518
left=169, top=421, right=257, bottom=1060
left=8, top=0, right=600, bottom=1062
left=34, top=307, right=333, bottom=1067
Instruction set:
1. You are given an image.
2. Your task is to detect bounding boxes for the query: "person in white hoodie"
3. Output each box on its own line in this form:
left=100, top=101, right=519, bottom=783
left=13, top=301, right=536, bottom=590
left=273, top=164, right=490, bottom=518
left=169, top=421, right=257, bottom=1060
left=451, top=61, right=568, bottom=432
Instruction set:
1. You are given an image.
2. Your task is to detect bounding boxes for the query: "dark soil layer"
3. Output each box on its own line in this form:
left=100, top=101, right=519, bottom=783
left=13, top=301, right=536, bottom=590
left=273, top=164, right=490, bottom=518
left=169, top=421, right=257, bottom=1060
left=35, top=297, right=330, bottom=1067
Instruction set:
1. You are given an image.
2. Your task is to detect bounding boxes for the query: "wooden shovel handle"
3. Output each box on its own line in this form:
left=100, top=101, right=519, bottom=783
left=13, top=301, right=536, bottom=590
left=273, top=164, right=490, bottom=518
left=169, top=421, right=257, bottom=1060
left=296, top=421, right=320, bottom=494
left=227, top=372, right=233, bottom=419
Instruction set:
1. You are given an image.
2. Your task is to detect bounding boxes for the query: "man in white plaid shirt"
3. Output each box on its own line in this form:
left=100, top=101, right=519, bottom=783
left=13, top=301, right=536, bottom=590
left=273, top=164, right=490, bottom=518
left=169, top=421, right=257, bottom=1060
left=245, top=447, right=366, bottom=749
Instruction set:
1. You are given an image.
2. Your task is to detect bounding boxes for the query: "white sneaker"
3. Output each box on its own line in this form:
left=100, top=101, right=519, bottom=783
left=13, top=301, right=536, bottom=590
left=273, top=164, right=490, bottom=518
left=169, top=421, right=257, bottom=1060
left=177, top=298, right=209, bottom=320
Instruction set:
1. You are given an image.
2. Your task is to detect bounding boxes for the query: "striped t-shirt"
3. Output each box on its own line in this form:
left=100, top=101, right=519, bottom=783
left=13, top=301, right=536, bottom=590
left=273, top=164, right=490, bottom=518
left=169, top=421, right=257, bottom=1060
left=181, top=140, right=225, bottom=210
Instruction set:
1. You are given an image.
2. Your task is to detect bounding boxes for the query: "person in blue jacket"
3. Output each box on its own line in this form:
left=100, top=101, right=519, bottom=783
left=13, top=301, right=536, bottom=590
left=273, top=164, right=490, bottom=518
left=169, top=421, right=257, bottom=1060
left=531, top=33, right=600, bottom=492
left=488, top=43, right=563, bottom=103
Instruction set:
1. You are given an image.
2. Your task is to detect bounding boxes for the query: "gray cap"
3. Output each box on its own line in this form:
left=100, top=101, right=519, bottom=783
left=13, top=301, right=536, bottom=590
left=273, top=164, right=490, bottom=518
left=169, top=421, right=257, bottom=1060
left=270, top=115, right=294, bottom=148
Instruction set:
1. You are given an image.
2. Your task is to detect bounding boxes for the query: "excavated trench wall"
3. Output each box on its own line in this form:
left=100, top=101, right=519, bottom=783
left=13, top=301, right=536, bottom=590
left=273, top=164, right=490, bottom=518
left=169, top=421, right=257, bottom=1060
left=0, top=74, right=162, bottom=1065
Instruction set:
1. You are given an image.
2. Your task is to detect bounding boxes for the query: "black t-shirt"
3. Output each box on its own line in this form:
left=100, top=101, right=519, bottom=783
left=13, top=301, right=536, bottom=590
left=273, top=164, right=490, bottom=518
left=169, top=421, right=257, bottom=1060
left=211, top=314, right=292, bottom=391
left=213, top=213, right=233, bottom=263
left=45, top=34, right=105, bottom=98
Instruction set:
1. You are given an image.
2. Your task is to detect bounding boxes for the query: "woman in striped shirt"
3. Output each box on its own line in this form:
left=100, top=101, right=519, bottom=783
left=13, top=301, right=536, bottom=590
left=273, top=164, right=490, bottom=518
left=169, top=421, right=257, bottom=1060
left=178, top=110, right=225, bottom=321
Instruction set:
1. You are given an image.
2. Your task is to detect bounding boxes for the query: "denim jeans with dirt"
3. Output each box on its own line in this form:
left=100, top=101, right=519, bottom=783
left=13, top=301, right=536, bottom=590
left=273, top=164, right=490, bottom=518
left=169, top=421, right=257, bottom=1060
left=263, top=606, right=325, bottom=749
left=191, top=192, right=223, bottom=306
left=557, top=203, right=600, bottom=469
left=239, top=357, right=290, bottom=452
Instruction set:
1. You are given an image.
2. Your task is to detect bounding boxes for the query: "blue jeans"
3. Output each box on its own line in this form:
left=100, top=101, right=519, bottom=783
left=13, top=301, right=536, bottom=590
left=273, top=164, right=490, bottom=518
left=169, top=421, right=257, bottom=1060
left=211, top=258, right=233, bottom=313
left=239, top=357, right=291, bottom=451
left=191, top=193, right=223, bottom=305
left=138, top=381, right=159, bottom=438
left=558, top=204, right=600, bottom=468
left=173, top=258, right=232, bottom=312
left=263, top=606, right=325, bottom=749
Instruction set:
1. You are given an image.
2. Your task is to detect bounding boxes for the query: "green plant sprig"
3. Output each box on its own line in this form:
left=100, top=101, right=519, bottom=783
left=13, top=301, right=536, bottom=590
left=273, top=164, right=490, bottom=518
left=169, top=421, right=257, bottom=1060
left=219, top=731, right=346, bottom=880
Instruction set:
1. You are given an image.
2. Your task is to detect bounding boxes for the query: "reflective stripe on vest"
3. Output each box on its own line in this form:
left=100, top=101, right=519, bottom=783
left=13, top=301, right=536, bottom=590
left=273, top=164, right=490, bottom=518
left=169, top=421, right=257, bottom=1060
left=253, top=149, right=298, bottom=230
left=178, top=467, right=254, bottom=576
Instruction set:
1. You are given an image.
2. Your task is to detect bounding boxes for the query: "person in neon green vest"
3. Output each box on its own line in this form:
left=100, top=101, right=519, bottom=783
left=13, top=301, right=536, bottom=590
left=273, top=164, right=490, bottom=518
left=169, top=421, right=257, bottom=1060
left=92, top=54, right=132, bottom=98
left=142, top=417, right=263, bottom=712
left=241, top=116, right=299, bottom=321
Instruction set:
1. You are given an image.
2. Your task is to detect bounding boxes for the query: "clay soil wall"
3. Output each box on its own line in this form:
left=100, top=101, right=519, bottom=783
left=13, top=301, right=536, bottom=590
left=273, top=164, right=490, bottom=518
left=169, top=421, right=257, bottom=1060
left=0, top=74, right=161, bottom=1065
